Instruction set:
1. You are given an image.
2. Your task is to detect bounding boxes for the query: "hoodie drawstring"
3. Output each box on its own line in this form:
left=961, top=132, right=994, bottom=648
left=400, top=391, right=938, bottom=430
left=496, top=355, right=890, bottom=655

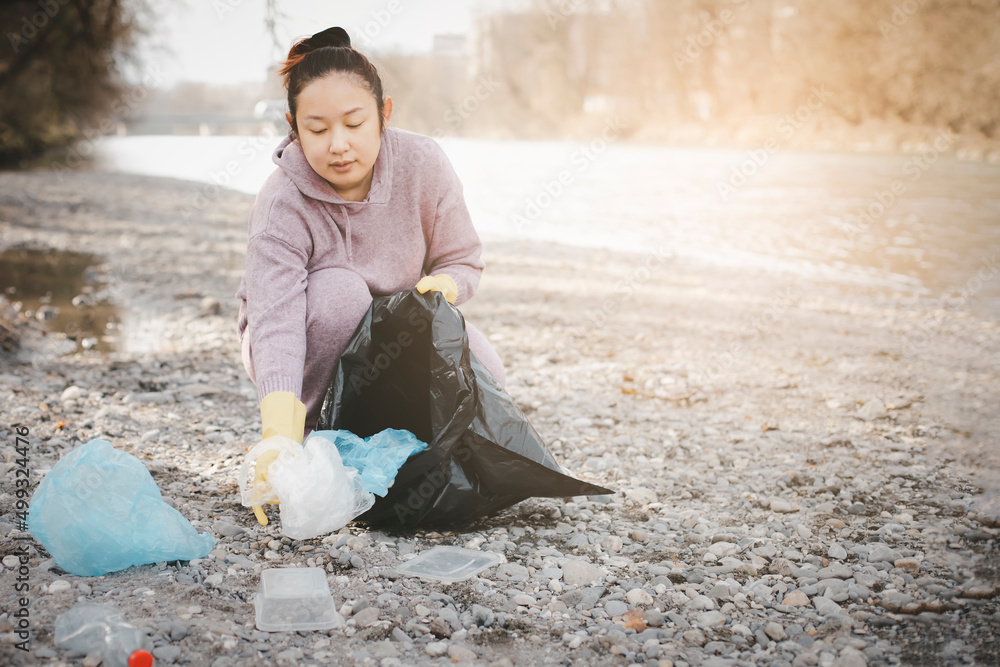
left=324, top=203, right=353, bottom=263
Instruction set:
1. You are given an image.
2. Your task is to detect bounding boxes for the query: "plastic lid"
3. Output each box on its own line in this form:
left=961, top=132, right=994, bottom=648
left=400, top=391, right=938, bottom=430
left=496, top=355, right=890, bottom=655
left=129, top=649, right=154, bottom=667
left=394, top=546, right=502, bottom=583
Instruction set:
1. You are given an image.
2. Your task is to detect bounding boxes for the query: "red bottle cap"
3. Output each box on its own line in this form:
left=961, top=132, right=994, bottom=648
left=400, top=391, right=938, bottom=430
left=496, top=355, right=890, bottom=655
left=128, top=649, right=154, bottom=667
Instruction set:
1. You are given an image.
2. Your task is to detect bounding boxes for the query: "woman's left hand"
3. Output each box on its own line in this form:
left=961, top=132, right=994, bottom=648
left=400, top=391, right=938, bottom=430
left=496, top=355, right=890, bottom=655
left=415, top=274, right=458, bottom=304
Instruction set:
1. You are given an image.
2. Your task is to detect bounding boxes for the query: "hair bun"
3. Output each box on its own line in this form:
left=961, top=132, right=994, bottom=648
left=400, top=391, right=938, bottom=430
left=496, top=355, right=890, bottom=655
left=308, top=26, right=351, bottom=49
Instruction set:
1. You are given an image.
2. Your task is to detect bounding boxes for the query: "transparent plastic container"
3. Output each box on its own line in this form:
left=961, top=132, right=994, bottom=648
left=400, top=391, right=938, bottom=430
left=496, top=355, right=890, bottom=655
left=394, top=546, right=502, bottom=583
left=54, top=602, right=153, bottom=667
left=255, top=567, right=344, bottom=632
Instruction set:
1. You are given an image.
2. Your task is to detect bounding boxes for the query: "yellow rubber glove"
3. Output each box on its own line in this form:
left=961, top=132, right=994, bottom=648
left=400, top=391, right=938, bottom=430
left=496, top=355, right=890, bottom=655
left=251, top=391, right=307, bottom=525
left=415, top=274, right=458, bottom=305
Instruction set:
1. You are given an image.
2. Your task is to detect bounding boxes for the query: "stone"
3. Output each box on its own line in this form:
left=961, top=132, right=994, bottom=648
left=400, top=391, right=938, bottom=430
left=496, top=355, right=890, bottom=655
left=684, top=595, right=716, bottom=611
left=867, top=545, right=901, bottom=563
left=626, top=487, right=657, bottom=505
left=781, top=590, right=810, bottom=606
left=495, top=562, right=530, bottom=581
left=153, top=645, right=182, bottom=662
left=352, top=607, right=380, bottom=627
left=813, top=597, right=846, bottom=617
left=696, top=611, right=727, bottom=627
left=833, top=646, right=869, bottom=667
left=626, top=588, right=654, bottom=606
left=708, top=541, right=738, bottom=557
left=511, top=594, right=534, bottom=606
left=683, top=629, right=707, bottom=645
left=643, top=609, right=664, bottom=627
left=47, top=579, right=72, bottom=594
left=765, top=622, right=786, bottom=641
left=368, top=640, right=399, bottom=659
left=448, top=645, right=477, bottom=662
left=817, top=563, right=853, bottom=580
left=604, top=600, right=628, bottom=616
left=857, top=398, right=885, bottom=421
left=425, top=641, right=449, bottom=657
left=562, top=560, right=606, bottom=586
left=771, top=499, right=796, bottom=513
left=60, top=386, right=84, bottom=402
left=828, top=544, right=849, bottom=560
left=204, top=573, right=224, bottom=587
left=894, top=558, right=921, bottom=572
left=602, top=535, right=624, bottom=552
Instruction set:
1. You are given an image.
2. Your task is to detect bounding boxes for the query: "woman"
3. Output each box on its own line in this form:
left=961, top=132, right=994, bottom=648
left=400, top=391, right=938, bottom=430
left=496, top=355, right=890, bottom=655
left=235, top=27, right=506, bottom=523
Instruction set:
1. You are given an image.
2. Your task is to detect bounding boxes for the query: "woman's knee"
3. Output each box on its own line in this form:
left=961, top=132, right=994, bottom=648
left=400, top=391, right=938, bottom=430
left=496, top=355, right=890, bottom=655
left=305, top=268, right=373, bottom=337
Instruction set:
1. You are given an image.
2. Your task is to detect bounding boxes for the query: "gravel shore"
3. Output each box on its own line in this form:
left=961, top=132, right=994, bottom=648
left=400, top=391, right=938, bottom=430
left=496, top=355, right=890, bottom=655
left=0, top=169, right=998, bottom=666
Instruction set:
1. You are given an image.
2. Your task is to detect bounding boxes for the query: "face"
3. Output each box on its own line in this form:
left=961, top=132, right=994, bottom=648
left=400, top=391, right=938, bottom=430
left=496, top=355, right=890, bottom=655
left=291, top=72, right=392, bottom=202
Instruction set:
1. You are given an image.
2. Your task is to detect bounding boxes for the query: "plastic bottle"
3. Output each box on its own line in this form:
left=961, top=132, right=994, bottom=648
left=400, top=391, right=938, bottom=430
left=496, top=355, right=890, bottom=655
left=54, top=602, right=154, bottom=667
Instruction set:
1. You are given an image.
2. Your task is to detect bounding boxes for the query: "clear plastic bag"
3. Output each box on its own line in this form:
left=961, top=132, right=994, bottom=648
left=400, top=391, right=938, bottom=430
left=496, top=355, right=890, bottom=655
left=239, top=434, right=375, bottom=540
left=54, top=602, right=153, bottom=667
left=28, top=439, right=215, bottom=577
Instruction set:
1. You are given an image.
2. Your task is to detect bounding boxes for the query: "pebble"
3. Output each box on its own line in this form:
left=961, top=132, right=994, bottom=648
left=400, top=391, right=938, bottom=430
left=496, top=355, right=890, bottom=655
left=153, top=645, right=182, bottom=662
left=48, top=579, right=72, bottom=594
left=605, top=600, right=628, bottom=616
left=425, top=641, right=449, bottom=657
left=765, top=621, right=786, bottom=641
left=813, top=597, right=847, bottom=617
left=60, top=385, right=84, bottom=402
left=696, top=611, right=727, bottom=627
left=867, top=544, right=901, bottom=563
left=781, top=590, right=810, bottom=606
left=352, top=606, right=380, bottom=627
left=448, top=645, right=477, bottom=662
left=626, top=588, right=654, bottom=606
left=771, top=499, right=796, bottom=513
left=562, top=560, right=606, bottom=586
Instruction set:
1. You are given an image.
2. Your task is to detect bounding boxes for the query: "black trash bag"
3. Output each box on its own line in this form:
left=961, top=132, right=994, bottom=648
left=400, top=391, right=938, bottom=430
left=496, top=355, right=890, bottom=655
left=316, top=289, right=612, bottom=531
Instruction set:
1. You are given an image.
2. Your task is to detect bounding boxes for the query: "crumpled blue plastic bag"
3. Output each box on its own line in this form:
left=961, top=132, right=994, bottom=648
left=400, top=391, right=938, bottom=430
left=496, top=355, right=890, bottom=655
left=28, top=439, right=215, bottom=576
left=312, top=428, right=427, bottom=497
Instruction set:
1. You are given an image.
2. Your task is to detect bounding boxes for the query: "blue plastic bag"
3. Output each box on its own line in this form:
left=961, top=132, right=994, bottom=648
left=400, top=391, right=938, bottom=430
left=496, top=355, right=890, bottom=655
left=28, top=439, right=215, bottom=576
left=313, top=428, right=427, bottom=497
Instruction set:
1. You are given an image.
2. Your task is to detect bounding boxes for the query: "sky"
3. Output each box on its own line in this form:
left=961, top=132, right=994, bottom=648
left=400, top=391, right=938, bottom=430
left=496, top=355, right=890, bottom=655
left=136, top=0, right=502, bottom=88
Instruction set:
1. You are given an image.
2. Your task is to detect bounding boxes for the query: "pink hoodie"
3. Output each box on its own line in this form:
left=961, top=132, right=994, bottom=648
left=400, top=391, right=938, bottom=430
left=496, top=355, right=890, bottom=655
left=234, top=127, right=485, bottom=401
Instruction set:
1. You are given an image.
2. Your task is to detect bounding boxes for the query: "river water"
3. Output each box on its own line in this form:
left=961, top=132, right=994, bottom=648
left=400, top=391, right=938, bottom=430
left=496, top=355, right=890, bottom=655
left=87, top=133, right=1000, bottom=310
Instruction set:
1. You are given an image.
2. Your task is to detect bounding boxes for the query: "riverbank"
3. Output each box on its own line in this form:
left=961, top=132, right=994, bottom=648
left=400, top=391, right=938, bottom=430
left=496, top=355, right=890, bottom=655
left=0, top=169, right=998, bottom=666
